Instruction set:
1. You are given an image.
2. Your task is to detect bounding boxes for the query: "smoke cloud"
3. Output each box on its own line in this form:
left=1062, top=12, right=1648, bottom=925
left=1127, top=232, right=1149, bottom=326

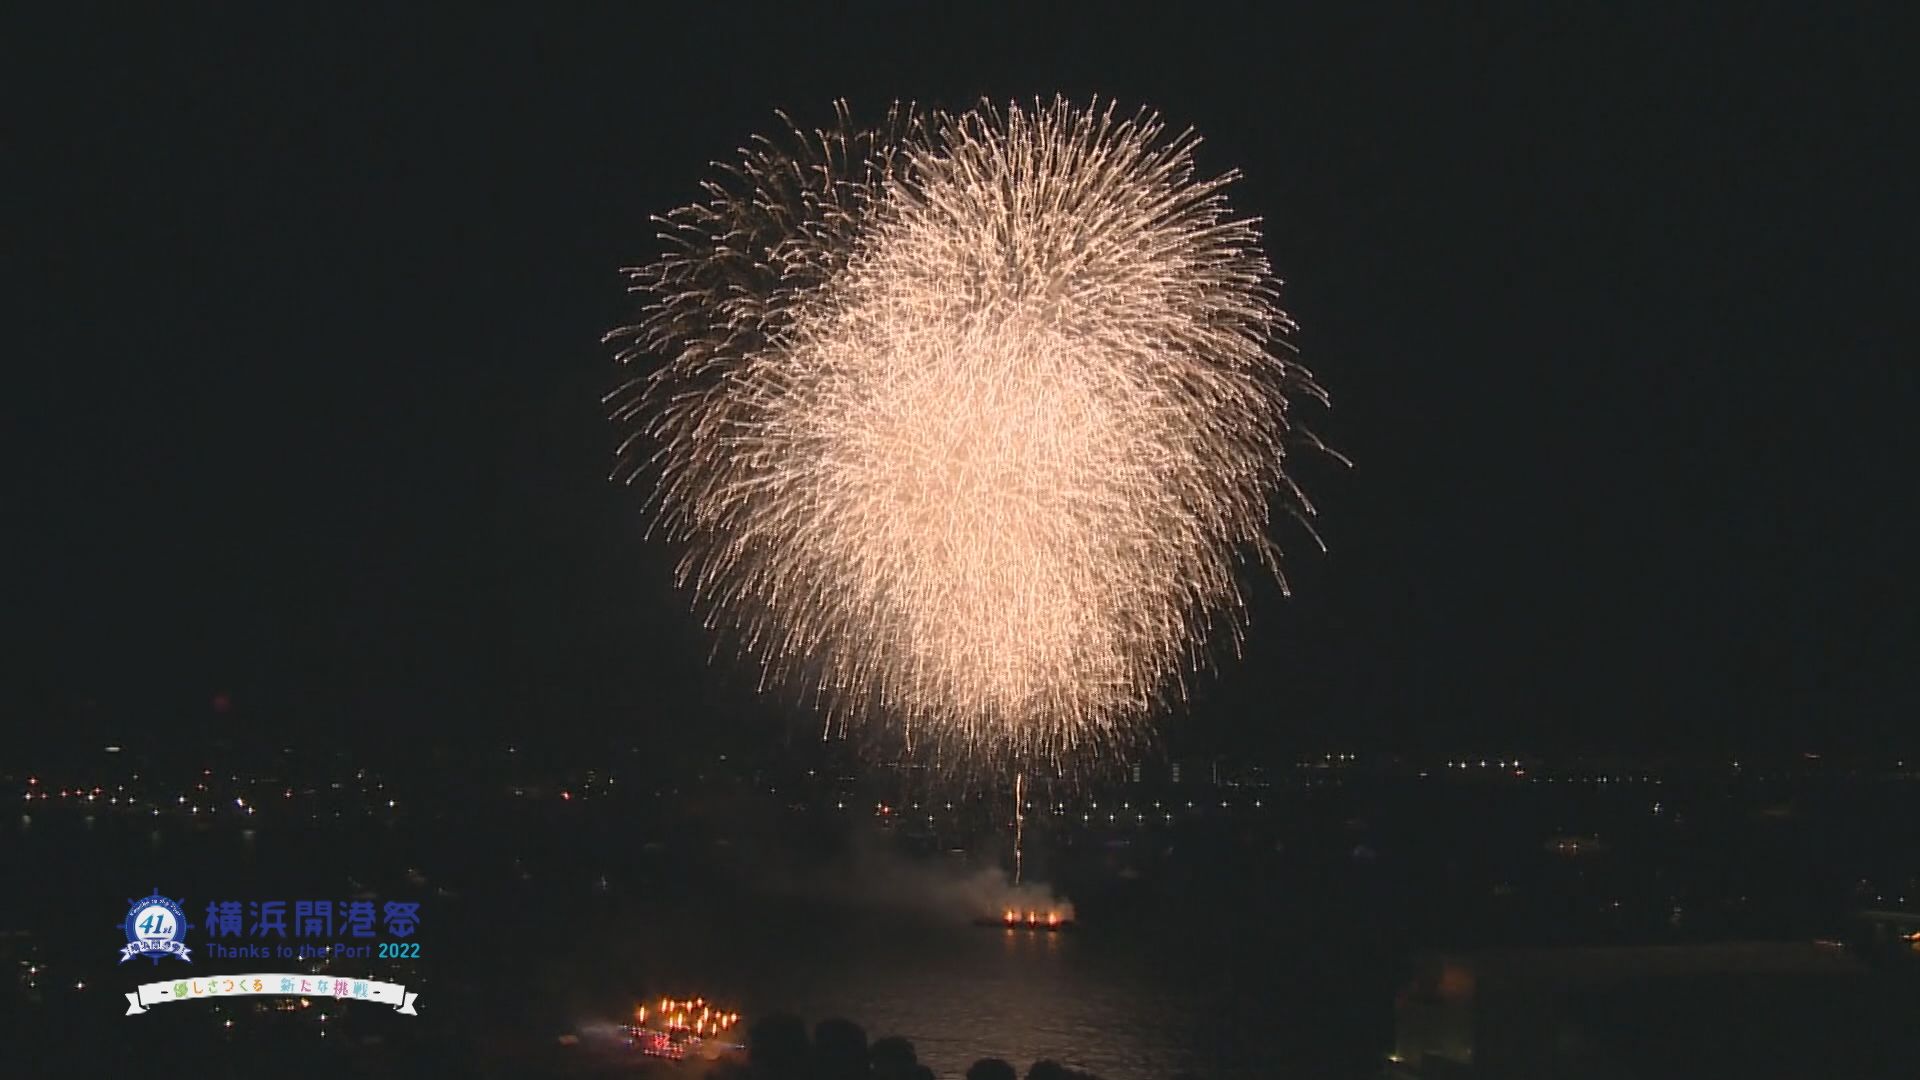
left=736, top=828, right=1075, bottom=922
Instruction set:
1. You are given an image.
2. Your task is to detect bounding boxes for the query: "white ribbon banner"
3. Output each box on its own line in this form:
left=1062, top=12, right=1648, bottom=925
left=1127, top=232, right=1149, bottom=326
left=125, top=973, right=418, bottom=1016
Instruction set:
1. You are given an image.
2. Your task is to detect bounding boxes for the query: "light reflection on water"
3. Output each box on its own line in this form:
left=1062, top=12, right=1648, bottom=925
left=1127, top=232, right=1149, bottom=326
left=583, top=901, right=1263, bottom=1080
left=10, top=816, right=1347, bottom=1079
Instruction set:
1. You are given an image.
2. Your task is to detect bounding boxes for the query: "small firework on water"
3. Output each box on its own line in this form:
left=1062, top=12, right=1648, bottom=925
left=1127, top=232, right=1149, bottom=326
left=612, top=97, right=1340, bottom=780
left=637, top=996, right=739, bottom=1036
left=628, top=996, right=741, bottom=1058
left=981, top=907, right=1071, bottom=932
left=969, top=894, right=1075, bottom=931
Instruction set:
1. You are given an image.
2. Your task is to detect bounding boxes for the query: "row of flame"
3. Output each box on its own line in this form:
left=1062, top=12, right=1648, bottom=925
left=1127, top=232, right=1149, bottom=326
left=1003, top=910, right=1064, bottom=927
left=636, top=997, right=738, bottom=1035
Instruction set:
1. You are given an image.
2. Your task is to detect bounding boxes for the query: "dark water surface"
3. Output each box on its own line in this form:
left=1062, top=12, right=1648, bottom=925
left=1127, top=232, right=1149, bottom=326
left=568, top=901, right=1334, bottom=1080
left=6, top=810, right=1391, bottom=1078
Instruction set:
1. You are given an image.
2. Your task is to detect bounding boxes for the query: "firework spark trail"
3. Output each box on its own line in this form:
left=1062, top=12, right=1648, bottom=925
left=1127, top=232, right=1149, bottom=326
left=611, top=98, right=1339, bottom=779
left=1014, top=772, right=1025, bottom=885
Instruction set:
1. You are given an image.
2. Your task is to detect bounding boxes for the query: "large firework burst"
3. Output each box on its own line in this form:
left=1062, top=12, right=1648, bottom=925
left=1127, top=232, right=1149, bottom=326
left=610, top=98, right=1337, bottom=778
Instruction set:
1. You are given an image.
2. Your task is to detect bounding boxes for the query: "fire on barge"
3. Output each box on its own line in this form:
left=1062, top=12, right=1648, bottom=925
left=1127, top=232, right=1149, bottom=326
left=973, top=908, right=1074, bottom=931
left=623, top=996, right=742, bottom=1060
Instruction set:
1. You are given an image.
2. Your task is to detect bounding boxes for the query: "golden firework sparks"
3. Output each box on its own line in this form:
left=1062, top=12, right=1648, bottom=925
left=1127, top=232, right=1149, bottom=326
left=611, top=98, right=1339, bottom=779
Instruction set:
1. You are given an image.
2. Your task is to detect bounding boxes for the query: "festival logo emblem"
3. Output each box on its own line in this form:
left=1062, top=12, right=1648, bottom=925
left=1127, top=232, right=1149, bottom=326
left=118, top=890, right=193, bottom=964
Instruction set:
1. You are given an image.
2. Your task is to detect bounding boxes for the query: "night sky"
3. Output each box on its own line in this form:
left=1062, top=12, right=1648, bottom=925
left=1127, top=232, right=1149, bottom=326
left=10, top=7, right=1911, bottom=760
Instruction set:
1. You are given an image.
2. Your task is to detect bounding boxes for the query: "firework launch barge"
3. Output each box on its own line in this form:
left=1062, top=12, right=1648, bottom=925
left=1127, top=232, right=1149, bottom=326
left=622, top=996, right=743, bottom=1062
left=973, top=909, right=1075, bottom=931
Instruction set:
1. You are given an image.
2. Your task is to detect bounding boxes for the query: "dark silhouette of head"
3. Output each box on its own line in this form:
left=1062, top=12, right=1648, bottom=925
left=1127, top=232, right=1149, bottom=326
left=967, top=1060, right=1018, bottom=1080
left=748, top=1012, right=810, bottom=1080
left=812, top=1017, right=870, bottom=1079
left=870, top=1035, right=919, bottom=1080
